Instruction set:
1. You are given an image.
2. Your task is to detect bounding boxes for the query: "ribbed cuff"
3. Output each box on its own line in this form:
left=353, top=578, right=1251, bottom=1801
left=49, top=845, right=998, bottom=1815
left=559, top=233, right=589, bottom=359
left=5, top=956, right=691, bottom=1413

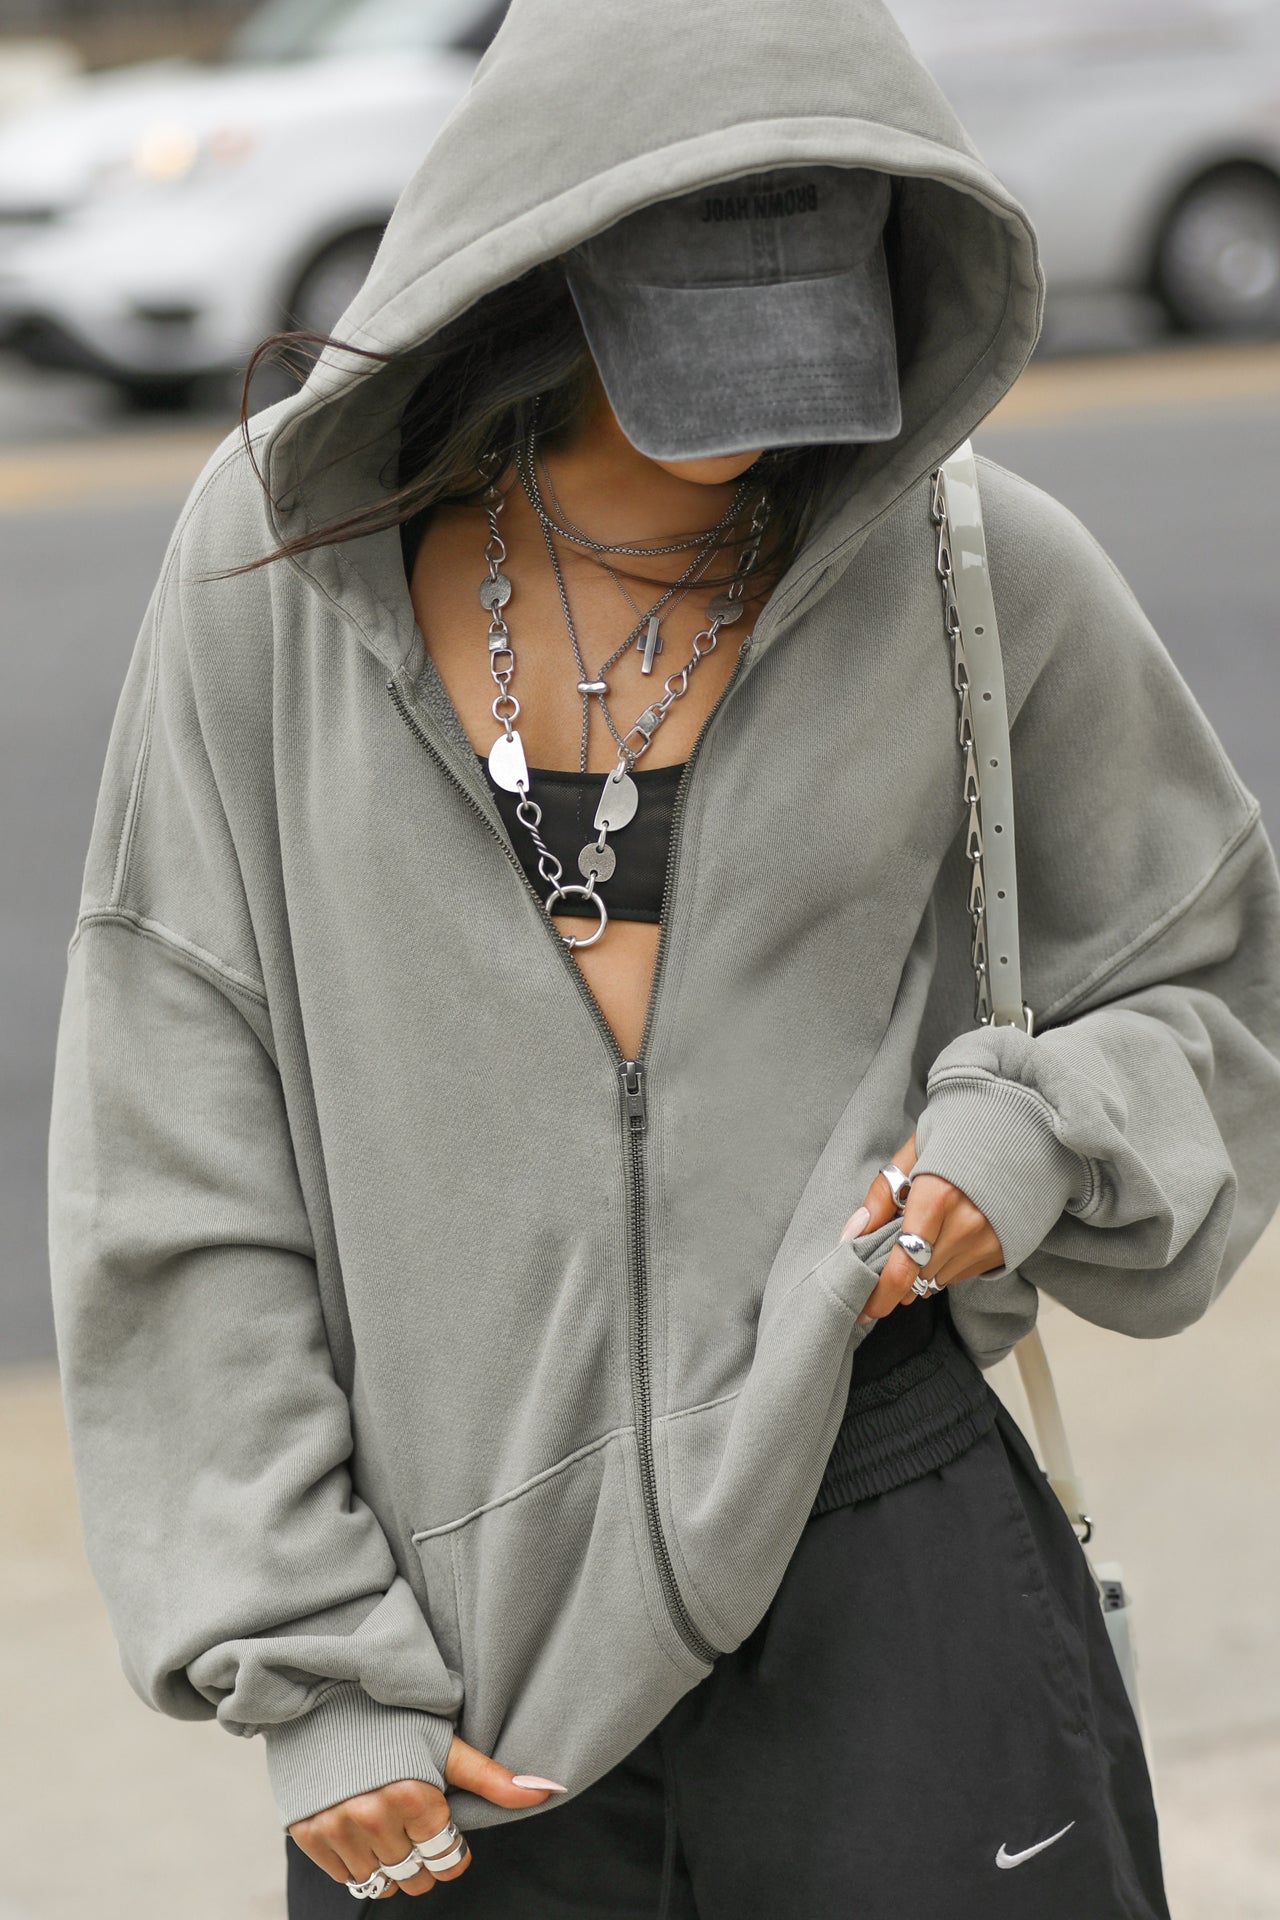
left=911, top=1071, right=1086, bottom=1275
left=263, top=1681, right=457, bottom=1828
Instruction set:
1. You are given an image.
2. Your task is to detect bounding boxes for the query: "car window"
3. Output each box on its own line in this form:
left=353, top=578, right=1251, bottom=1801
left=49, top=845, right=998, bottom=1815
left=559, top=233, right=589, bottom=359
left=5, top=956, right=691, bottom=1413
left=227, top=0, right=508, bottom=62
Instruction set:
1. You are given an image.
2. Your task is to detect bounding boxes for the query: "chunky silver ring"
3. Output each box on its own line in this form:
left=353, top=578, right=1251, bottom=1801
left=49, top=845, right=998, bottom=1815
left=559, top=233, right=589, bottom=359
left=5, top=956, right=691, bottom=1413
left=911, top=1273, right=943, bottom=1298
left=416, top=1837, right=468, bottom=1872
left=346, top=1869, right=391, bottom=1900
left=880, top=1163, right=913, bottom=1212
left=897, top=1230, right=934, bottom=1268
left=412, top=1820, right=461, bottom=1859
left=381, top=1848, right=428, bottom=1882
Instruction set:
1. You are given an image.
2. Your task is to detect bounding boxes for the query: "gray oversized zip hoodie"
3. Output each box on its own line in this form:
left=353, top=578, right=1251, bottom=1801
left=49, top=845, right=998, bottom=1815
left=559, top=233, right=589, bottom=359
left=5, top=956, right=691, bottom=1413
left=48, top=0, right=1280, bottom=1836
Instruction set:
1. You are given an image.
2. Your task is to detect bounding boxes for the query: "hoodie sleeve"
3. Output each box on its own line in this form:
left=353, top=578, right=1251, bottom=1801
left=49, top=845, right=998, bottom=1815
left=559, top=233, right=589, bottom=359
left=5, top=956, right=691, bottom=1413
left=47, top=486, right=460, bottom=1830
left=909, top=471, right=1280, bottom=1352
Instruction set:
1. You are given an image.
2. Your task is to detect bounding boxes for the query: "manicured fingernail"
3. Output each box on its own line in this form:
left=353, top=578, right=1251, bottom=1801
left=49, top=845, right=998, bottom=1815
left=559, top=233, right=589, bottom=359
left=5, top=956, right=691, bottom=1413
left=840, top=1206, right=871, bottom=1243
left=511, top=1775, right=568, bottom=1792
left=856, top=1312, right=874, bottom=1326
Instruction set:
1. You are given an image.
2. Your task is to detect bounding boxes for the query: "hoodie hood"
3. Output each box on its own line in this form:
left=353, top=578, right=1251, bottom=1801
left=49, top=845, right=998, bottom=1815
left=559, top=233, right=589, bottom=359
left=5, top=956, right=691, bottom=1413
left=261, top=0, right=1043, bottom=654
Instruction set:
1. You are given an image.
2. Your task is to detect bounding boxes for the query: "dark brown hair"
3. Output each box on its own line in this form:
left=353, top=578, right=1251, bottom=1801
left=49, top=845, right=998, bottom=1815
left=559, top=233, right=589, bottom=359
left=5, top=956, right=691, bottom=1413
left=222, top=257, right=853, bottom=589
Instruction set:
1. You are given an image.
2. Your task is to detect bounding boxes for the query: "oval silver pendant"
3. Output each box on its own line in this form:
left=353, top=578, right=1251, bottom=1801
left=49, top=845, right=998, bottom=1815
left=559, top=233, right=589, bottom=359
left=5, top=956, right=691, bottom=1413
left=479, top=573, right=512, bottom=611
left=579, top=841, right=616, bottom=882
left=593, top=769, right=639, bottom=833
left=487, top=729, right=529, bottom=794
left=707, top=593, right=744, bottom=624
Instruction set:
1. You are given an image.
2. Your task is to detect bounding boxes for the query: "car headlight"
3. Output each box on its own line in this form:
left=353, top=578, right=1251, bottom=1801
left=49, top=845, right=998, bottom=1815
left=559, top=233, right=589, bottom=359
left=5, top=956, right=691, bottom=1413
left=131, top=123, right=258, bottom=183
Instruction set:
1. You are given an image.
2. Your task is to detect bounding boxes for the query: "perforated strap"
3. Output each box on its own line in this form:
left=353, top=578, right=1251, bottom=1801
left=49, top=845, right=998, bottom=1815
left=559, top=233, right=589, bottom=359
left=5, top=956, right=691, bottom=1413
left=934, top=440, right=1026, bottom=1029
left=933, top=443, right=1093, bottom=1540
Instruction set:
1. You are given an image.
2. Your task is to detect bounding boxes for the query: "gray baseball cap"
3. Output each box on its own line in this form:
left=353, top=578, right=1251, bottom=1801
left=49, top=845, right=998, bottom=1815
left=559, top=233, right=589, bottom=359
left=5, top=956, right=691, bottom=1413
left=562, top=164, right=902, bottom=462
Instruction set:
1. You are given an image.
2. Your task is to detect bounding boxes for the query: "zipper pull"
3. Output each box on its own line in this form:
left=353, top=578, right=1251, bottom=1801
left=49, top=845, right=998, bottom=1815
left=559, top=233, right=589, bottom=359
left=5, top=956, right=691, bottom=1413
left=619, top=1059, right=647, bottom=1129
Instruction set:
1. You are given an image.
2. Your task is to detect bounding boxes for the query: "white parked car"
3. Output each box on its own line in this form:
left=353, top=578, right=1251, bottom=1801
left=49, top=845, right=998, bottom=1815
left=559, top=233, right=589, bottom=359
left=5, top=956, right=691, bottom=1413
left=893, top=0, right=1280, bottom=337
left=0, top=0, right=508, bottom=402
left=0, top=0, right=1278, bottom=405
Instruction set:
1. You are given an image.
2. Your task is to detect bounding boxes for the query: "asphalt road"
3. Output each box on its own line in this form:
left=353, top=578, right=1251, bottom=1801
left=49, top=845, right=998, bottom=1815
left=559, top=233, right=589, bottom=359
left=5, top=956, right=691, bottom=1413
left=2, top=343, right=1278, bottom=1364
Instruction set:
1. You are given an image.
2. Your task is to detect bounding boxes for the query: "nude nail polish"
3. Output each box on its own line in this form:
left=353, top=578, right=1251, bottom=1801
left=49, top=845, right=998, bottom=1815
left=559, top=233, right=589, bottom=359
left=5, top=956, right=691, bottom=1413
left=511, top=1774, right=568, bottom=1792
left=840, top=1205, right=871, bottom=1243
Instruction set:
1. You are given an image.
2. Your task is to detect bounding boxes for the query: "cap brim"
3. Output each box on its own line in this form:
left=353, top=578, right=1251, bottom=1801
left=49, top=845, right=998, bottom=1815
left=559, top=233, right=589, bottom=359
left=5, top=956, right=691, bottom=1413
left=565, top=248, right=902, bottom=461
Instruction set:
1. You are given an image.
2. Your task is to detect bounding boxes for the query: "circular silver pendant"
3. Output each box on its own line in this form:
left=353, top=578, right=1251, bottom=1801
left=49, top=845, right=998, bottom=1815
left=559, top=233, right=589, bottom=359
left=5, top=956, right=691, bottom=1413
left=579, top=841, right=616, bottom=882
left=544, top=883, right=609, bottom=949
left=707, top=593, right=745, bottom=624
left=479, top=573, right=512, bottom=611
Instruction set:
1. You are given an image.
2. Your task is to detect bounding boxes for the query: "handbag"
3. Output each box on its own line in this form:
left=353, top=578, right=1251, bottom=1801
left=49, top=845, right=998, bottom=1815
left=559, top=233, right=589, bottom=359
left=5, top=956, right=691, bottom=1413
left=928, top=441, right=1156, bottom=1781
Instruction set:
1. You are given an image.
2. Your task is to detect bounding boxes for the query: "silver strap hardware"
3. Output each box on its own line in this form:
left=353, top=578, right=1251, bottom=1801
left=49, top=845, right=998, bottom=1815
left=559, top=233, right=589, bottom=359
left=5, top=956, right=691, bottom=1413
left=930, top=442, right=1034, bottom=1035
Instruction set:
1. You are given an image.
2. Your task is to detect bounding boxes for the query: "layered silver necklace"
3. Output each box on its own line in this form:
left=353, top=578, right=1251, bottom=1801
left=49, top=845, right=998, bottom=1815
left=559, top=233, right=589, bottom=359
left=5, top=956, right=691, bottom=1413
left=536, top=446, right=710, bottom=680
left=517, top=433, right=751, bottom=771
left=479, top=444, right=771, bottom=950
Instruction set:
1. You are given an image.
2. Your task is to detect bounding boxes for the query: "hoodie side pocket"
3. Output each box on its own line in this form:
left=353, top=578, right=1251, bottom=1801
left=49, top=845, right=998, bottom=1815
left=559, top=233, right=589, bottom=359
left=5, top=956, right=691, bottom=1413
left=412, top=1528, right=464, bottom=1685
left=410, top=1430, right=707, bottom=1830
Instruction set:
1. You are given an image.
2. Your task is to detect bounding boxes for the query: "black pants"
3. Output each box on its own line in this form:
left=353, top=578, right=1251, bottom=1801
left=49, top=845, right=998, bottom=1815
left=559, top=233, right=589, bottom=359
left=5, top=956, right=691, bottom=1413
left=287, top=1395, right=1169, bottom=1918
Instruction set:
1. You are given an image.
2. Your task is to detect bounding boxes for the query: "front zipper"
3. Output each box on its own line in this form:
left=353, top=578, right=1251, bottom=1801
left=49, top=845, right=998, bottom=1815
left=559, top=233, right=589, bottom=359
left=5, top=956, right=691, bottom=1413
left=386, top=637, right=755, bottom=1667
left=617, top=1055, right=717, bottom=1664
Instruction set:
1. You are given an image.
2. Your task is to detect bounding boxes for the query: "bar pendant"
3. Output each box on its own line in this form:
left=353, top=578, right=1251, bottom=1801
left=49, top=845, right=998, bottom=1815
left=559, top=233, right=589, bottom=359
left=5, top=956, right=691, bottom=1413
left=641, top=616, right=663, bottom=675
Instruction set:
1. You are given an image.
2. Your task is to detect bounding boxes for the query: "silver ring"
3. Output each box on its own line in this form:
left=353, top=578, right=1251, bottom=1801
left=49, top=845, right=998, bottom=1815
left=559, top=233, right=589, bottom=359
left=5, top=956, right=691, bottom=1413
left=346, top=1869, right=391, bottom=1900
left=911, top=1273, right=943, bottom=1298
left=897, top=1230, right=934, bottom=1268
left=381, top=1848, right=427, bottom=1882
left=416, top=1837, right=468, bottom=1872
left=880, top=1163, right=913, bottom=1212
left=412, top=1820, right=462, bottom=1866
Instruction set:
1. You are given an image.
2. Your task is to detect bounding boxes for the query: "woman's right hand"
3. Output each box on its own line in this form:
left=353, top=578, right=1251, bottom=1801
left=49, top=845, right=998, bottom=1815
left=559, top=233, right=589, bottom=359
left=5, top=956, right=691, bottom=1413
left=288, top=1733, right=567, bottom=1897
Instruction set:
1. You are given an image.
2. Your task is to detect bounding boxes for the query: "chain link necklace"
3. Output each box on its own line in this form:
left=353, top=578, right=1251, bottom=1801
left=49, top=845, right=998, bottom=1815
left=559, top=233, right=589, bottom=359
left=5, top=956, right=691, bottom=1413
left=536, top=445, right=712, bottom=680
left=479, top=460, right=771, bottom=950
left=518, top=418, right=754, bottom=558
left=516, top=438, right=747, bottom=768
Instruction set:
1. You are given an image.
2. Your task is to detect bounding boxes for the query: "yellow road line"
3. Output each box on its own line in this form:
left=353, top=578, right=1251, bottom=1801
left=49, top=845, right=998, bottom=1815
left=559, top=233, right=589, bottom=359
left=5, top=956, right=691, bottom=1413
left=0, top=428, right=225, bottom=511
left=986, top=341, right=1280, bottom=429
left=1, top=341, right=1279, bottom=513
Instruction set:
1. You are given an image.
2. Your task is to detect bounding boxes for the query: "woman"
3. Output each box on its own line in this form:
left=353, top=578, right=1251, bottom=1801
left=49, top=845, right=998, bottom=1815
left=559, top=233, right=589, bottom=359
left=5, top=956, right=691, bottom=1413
left=48, top=0, right=1280, bottom=1914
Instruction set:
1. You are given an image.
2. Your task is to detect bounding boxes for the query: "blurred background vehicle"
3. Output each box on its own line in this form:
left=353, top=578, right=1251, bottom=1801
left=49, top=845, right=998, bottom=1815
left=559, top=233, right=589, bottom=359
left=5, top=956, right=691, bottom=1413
left=1, top=0, right=1279, bottom=408
left=0, top=0, right=509, bottom=407
left=894, top=0, right=1280, bottom=340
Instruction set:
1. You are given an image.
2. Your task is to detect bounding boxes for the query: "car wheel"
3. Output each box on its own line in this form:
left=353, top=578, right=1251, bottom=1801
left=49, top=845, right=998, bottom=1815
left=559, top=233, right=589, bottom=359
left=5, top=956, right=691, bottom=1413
left=1155, top=165, right=1280, bottom=337
left=112, top=373, right=204, bottom=414
left=287, top=227, right=385, bottom=339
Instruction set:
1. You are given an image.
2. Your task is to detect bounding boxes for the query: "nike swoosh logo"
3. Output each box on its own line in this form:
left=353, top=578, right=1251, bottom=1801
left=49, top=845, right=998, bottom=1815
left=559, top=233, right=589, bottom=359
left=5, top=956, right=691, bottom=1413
left=995, top=1821, right=1076, bottom=1869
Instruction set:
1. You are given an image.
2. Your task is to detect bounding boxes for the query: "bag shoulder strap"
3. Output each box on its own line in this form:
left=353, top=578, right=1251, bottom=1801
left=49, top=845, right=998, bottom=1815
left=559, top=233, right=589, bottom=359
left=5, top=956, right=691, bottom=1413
left=931, top=440, right=1030, bottom=1032
left=931, top=440, right=1092, bottom=1540
left=1009, top=1319, right=1093, bottom=1539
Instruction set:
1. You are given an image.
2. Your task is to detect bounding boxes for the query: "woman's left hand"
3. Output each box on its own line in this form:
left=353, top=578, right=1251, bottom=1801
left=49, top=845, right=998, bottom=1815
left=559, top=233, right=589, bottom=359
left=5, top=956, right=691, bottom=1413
left=839, top=1134, right=1005, bottom=1326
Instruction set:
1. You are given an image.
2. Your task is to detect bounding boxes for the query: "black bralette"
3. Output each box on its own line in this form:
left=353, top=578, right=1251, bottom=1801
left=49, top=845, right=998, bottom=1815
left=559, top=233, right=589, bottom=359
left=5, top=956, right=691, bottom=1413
left=475, top=753, right=685, bottom=925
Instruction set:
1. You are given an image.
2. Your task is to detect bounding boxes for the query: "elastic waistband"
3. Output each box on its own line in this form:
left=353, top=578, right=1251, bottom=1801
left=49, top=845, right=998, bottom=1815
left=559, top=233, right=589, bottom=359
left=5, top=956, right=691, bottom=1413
left=809, top=1308, right=998, bottom=1516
